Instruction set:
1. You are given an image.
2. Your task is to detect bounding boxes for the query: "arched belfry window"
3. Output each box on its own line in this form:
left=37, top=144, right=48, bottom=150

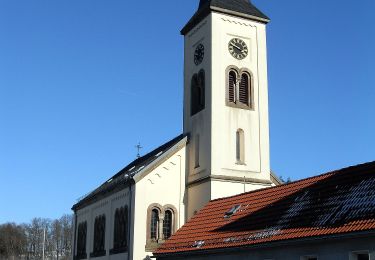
left=239, top=73, right=250, bottom=106
left=228, top=70, right=237, bottom=103
left=163, top=210, right=173, bottom=239
left=111, top=206, right=128, bottom=254
left=236, top=129, right=245, bottom=164
left=191, top=69, right=205, bottom=115
left=227, top=67, right=253, bottom=109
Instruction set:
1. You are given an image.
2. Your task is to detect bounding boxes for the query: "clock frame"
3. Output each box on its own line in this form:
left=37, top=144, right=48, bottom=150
left=228, top=38, right=248, bottom=60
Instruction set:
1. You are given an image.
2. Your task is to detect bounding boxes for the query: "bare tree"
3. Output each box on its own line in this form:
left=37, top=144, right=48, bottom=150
left=0, top=214, right=72, bottom=260
left=0, top=223, right=27, bottom=259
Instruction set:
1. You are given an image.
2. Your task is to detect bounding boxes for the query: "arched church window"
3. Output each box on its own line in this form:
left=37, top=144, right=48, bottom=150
left=91, top=215, right=106, bottom=257
left=145, top=204, right=178, bottom=251
left=239, top=73, right=250, bottom=106
left=236, top=129, right=245, bottom=164
left=150, top=209, right=159, bottom=240
left=163, top=210, right=173, bottom=239
left=191, top=70, right=205, bottom=115
left=111, top=206, right=128, bottom=254
left=228, top=70, right=237, bottom=103
left=76, top=221, right=87, bottom=260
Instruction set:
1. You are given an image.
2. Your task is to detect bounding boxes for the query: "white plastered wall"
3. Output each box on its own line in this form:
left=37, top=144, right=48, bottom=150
left=184, top=13, right=272, bottom=219
left=132, top=146, right=186, bottom=260
left=210, top=12, right=270, bottom=182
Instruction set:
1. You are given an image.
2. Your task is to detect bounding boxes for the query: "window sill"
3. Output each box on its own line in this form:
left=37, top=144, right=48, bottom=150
left=90, top=250, right=106, bottom=258
left=145, top=240, right=165, bottom=252
left=109, top=247, right=128, bottom=255
left=226, top=102, right=254, bottom=111
left=236, top=161, right=246, bottom=166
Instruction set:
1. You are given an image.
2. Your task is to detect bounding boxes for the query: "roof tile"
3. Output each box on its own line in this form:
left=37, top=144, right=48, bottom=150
left=155, top=161, right=375, bottom=255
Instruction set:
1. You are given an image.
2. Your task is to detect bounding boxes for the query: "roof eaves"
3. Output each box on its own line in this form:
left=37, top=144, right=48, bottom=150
left=154, top=229, right=375, bottom=258
left=210, top=6, right=270, bottom=23
left=72, top=134, right=188, bottom=211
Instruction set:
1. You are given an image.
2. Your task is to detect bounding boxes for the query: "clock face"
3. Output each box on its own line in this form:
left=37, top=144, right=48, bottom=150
left=228, top=38, right=248, bottom=60
left=194, top=44, right=205, bottom=65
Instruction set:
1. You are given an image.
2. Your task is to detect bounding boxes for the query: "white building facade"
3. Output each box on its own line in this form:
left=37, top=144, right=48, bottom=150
left=71, top=1, right=278, bottom=260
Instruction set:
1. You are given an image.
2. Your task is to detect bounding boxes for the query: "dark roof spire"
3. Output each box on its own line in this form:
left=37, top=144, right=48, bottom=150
left=182, top=0, right=269, bottom=35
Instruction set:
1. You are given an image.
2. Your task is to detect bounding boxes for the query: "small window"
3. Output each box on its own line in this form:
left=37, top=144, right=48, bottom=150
left=236, top=129, right=245, bottom=164
left=163, top=210, right=173, bottom=239
left=351, top=252, right=370, bottom=260
left=150, top=209, right=159, bottom=240
left=224, top=205, right=241, bottom=218
left=195, top=135, right=200, bottom=168
left=357, top=254, right=369, bottom=260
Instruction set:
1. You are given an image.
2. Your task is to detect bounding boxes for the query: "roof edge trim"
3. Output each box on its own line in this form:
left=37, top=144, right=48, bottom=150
left=132, top=136, right=188, bottom=183
left=210, top=6, right=270, bottom=23
left=154, top=229, right=375, bottom=258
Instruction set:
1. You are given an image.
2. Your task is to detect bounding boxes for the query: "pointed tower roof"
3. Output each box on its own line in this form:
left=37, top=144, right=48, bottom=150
left=181, top=0, right=270, bottom=35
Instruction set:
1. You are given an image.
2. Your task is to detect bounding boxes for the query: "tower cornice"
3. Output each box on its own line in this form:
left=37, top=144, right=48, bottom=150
left=181, top=0, right=270, bottom=35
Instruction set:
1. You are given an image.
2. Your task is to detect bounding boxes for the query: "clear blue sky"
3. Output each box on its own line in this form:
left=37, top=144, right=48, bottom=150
left=0, top=0, right=374, bottom=224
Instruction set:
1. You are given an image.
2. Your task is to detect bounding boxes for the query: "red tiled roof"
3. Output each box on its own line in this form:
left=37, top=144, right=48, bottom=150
left=155, top=161, right=375, bottom=255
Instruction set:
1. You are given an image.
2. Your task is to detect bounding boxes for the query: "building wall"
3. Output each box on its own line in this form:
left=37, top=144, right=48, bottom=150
left=74, top=187, right=132, bottom=260
left=157, top=236, right=375, bottom=260
left=73, top=143, right=187, bottom=260
left=184, top=12, right=272, bottom=219
left=132, top=146, right=186, bottom=260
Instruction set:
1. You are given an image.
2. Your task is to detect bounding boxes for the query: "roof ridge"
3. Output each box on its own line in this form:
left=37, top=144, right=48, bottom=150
left=209, top=160, right=375, bottom=203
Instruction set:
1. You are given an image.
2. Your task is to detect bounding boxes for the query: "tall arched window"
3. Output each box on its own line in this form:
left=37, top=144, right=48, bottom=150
left=76, top=221, right=87, bottom=260
left=195, top=135, right=200, bottom=168
left=239, top=73, right=250, bottom=106
left=228, top=70, right=237, bottom=103
left=150, top=209, right=159, bottom=240
left=91, top=215, right=106, bottom=257
left=112, top=206, right=128, bottom=254
left=191, top=70, right=205, bottom=115
left=236, top=129, right=245, bottom=164
left=163, top=210, right=173, bottom=239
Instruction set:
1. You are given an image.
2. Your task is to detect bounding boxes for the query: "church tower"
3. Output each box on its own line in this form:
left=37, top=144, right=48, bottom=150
left=182, top=0, right=272, bottom=218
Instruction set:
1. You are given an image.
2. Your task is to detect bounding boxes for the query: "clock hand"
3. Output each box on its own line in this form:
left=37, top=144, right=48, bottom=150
left=230, top=42, right=241, bottom=51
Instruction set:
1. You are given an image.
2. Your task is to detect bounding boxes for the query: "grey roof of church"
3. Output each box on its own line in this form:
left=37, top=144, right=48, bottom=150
left=181, top=0, right=270, bottom=35
left=72, top=134, right=187, bottom=211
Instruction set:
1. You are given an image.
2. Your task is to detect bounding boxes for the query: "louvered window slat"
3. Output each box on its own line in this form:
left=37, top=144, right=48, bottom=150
left=229, top=71, right=236, bottom=103
left=239, top=73, right=249, bottom=105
